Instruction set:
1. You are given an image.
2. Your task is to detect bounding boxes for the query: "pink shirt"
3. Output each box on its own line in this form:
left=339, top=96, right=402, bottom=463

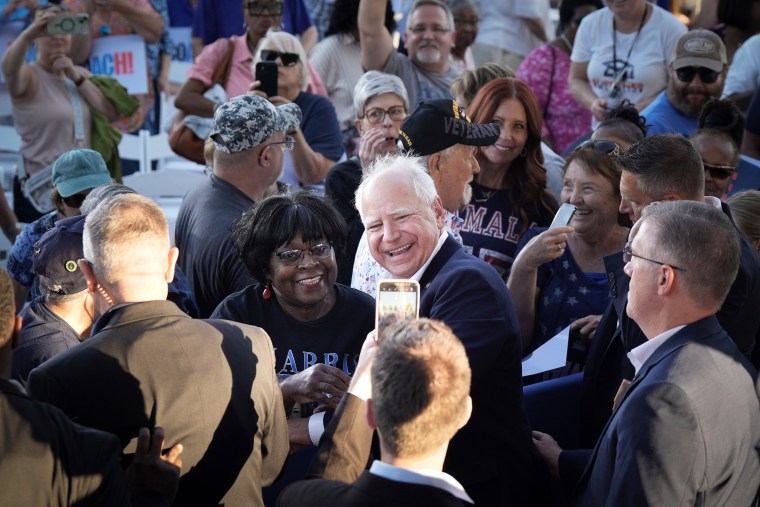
left=517, top=44, right=591, bottom=154
left=188, top=34, right=327, bottom=99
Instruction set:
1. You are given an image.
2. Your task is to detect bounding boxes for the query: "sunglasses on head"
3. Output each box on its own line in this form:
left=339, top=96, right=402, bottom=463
left=574, top=139, right=620, bottom=157
left=61, top=192, right=88, bottom=209
left=675, top=66, right=720, bottom=84
left=246, top=1, right=283, bottom=16
left=260, top=49, right=299, bottom=67
left=702, top=160, right=735, bottom=180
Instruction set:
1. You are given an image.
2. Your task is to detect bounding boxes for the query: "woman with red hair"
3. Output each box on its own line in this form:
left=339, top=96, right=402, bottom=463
left=459, top=77, right=557, bottom=279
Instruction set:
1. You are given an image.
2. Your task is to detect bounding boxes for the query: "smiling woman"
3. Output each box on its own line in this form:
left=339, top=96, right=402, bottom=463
left=210, top=190, right=375, bottom=450
left=507, top=142, right=629, bottom=376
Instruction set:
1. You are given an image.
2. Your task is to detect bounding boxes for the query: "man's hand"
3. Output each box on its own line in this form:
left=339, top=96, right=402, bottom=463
left=126, top=427, right=182, bottom=502
left=532, top=431, right=562, bottom=480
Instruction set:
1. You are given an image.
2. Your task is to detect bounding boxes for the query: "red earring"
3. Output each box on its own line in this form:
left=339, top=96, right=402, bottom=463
left=263, top=281, right=272, bottom=300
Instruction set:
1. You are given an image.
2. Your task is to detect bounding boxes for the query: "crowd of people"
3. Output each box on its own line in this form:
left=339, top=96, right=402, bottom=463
left=1, top=0, right=760, bottom=506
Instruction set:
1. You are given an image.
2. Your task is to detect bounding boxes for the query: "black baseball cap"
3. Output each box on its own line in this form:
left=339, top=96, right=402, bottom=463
left=397, top=99, right=500, bottom=156
left=33, top=215, right=87, bottom=295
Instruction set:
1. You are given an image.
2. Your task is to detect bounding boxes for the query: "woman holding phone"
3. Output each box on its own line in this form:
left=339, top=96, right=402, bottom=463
left=211, top=190, right=374, bottom=450
left=248, top=30, right=343, bottom=191
left=507, top=140, right=629, bottom=367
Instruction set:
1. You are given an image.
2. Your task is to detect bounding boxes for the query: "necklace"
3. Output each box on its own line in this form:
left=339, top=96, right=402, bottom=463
left=610, top=3, right=648, bottom=97
left=472, top=182, right=496, bottom=203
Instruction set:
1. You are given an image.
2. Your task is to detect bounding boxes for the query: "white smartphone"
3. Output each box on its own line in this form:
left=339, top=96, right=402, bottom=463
left=549, top=203, right=576, bottom=229
left=376, top=279, right=420, bottom=341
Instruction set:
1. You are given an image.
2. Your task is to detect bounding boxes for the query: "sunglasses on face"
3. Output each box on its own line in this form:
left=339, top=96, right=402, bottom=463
left=702, top=160, right=735, bottom=180
left=61, top=192, right=88, bottom=209
left=260, top=49, right=299, bottom=67
left=574, top=139, right=620, bottom=157
left=675, top=66, right=721, bottom=84
left=246, top=1, right=284, bottom=16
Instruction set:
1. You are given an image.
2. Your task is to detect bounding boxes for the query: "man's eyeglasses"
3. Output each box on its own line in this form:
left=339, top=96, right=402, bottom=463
left=574, top=139, right=620, bottom=157
left=260, top=49, right=299, bottom=67
left=623, top=241, right=687, bottom=271
left=246, top=1, right=284, bottom=16
left=408, top=24, right=451, bottom=35
left=274, top=242, right=333, bottom=265
left=675, top=66, right=721, bottom=84
left=61, top=192, right=88, bottom=209
left=264, top=135, right=295, bottom=151
left=362, top=106, right=408, bottom=124
left=702, top=160, right=735, bottom=180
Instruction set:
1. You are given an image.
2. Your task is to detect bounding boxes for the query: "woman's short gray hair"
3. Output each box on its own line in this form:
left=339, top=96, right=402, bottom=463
left=353, top=71, right=409, bottom=118
left=254, top=29, right=309, bottom=91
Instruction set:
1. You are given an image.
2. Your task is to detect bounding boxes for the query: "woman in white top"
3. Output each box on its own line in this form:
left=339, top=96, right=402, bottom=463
left=569, top=0, right=685, bottom=129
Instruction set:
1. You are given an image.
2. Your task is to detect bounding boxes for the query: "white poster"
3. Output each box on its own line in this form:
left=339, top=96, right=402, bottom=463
left=89, top=34, right=148, bottom=95
left=169, top=27, right=192, bottom=63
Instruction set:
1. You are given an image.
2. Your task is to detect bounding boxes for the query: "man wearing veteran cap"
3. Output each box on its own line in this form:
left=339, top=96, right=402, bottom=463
left=7, top=149, right=112, bottom=312
left=351, top=99, right=498, bottom=297
left=175, top=94, right=302, bottom=317
left=12, top=215, right=92, bottom=383
left=642, top=29, right=728, bottom=137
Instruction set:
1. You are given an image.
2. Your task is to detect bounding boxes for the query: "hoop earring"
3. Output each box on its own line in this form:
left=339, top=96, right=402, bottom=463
left=262, top=280, right=272, bottom=301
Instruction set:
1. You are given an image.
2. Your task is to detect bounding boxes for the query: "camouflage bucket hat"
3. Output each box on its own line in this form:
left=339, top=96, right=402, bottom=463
left=210, top=95, right=302, bottom=154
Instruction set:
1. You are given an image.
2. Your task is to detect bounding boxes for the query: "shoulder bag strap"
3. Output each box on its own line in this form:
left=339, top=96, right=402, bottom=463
left=210, top=38, right=235, bottom=89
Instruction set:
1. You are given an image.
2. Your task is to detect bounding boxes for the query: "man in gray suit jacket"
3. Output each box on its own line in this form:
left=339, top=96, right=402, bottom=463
left=537, top=201, right=760, bottom=505
left=27, top=194, right=289, bottom=507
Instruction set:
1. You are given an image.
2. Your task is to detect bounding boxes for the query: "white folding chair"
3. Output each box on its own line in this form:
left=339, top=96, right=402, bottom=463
left=118, top=131, right=147, bottom=173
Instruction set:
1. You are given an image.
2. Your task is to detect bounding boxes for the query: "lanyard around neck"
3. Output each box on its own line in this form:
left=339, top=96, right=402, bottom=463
left=612, top=4, right=649, bottom=76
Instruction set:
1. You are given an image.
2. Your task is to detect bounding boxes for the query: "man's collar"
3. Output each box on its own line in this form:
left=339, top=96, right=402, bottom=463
left=410, top=230, right=448, bottom=282
left=627, top=325, right=685, bottom=374
left=369, top=460, right=474, bottom=503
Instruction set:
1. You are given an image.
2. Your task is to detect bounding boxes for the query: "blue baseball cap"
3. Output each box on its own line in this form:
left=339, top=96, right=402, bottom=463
left=52, top=149, right=113, bottom=198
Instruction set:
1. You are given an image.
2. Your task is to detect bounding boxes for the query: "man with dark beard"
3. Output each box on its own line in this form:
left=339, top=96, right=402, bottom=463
left=642, top=30, right=728, bottom=136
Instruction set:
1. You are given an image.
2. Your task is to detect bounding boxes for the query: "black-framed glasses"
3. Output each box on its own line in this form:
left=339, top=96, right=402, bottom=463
left=702, top=160, right=735, bottom=180
left=623, top=241, right=687, bottom=271
left=362, top=106, right=408, bottom=124
left=260, top=49, right=299, bottom=67
left=675, top=66, right=721, bottom=84
left=273, top=242, right=333, bottom=265
left=574, top=139, right=620, bottom=157
left=408, top=24, right=451, bottom=35
left=264, top=135, right=295, bottom=151
left=61, top=192, right=88, bottom=209
left=246, top=1, right=284, bottom=16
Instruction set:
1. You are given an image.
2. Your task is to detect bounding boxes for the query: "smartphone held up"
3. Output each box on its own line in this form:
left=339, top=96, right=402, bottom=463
left=549, top=203, right=576, bottom=229
left=376, top=280, right=420, bottom=342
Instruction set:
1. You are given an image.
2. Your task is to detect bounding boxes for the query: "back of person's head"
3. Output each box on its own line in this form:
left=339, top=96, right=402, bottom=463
left=0, top=269, right=13, bottom=348
left=616, top=134, right=705, bottom=200
left=256, top=29, right=309, bottom=91
left=372, top=318, right=471, bottom=458
left=558, top=0, right=603, bottom=32
left=355, top=153, right=438, bottom=219
left=233, top=190, right=347, bottom=283
left=717, top=0, right=759, bottom=31
left=449, top=62, right=513, bottom=109
left=34, top=215, right=89, bottom=304
left=727, top=190, right=760, bottom=245
left=353, top=71, right=409, bottom=119
left=698, top=98, right=745, bottom=147
left=326, top=0, right=395, bottom=37
left=593, top=100, right=647, bottom=149
left=641, top=200, right=740, bottom=309
left=83, top=194, right=170, bottom=286
left=79, top=184, right=137, bottom=215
